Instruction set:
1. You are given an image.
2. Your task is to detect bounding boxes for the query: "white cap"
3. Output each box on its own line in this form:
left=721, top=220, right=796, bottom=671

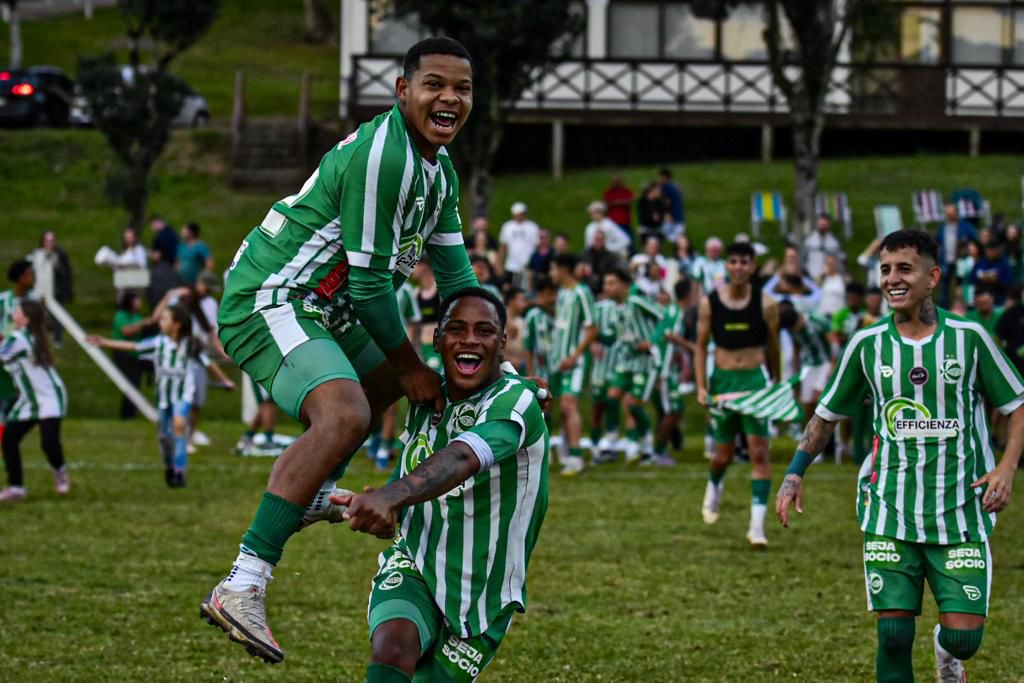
left=511, top=201, right=528, bottom=215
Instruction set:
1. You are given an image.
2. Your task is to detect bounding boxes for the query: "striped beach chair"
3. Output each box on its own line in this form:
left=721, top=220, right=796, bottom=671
left=911, top=190, right=944, bottom=227
left=951, top=188, right=990, bottom=227
left=816, top=191, right=852, bottom=239
left=751, top=191, right=787, bottom=237
left=873, top=205, right=904, bottom=237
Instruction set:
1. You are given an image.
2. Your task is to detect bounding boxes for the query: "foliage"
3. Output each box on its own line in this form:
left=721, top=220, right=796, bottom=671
left=77, top=0, right=221, bottom=229
left=391, top=0, right=583, bottom=217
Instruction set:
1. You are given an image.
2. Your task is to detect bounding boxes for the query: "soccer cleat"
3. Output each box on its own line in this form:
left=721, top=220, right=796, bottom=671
left=934, top=624, right=967, bottom=683
left=650, top=454, right=677, bottom=467
left=298, top=485, right=353, bottom=530
left=746, top=528, right=768, bottom=549
left=623, top=441, right=641, bottom=464
left=701, top=481, right=723, bottom=524
left=191, top=430, right=211, bottom=447
left=596, top=433, right=620, bottom=453
left=0, top=486, right=27, bottom=502
left=169, top=471, right=187, bottom=488
left=233, top=436, right=254, bottom=455
left=200, top=581, right=284, bottom=664
left=560, top=455, right=585, bottom=477
left=52, top=468, right=70, bottom=495
left=591, top=450, right=617, bottom=465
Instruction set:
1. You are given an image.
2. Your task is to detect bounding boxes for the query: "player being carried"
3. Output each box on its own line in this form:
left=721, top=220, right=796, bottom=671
left=334, top=287, right=548, bottom=682
left=200, top=37, right=479, bottom=662
left=695, top=241, right=780, bottom=547
left=777, top=229, right=1024, bottom=683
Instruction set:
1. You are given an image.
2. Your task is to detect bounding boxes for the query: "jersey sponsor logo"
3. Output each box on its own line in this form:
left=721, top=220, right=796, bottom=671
left=337, top=131, right=358, bottom=148
left=879, top=365, right=894, bottom=378
left=883, top=398, right=961, bottom=439
left=867, top=571, right=885, bottom=594
left=908, top=366, right=929, bottom=385
left=864, top=540, right=901, bottom=563
left=441, top=635, right=483, bottom=678
left=940, top=359, right=964, bottom=384
left=962, top=585, right=982, bottom=601
left=415, top=196, right=425, bottom=211
left=946, top=547, right=987, bottom=571
left=449, top=403, right=477, bottom=435
left=229, top=240, right=250, bottom=272
left=723, top=322, right=750, bottom=331
left=379, top=571, right=404, bottom=591
left=395, top=234, right=424, bottom=277
left=403, top=433, right=433, bottom=473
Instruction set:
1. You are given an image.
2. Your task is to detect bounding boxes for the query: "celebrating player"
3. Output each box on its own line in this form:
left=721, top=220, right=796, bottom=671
left=695, top=241, right=780, bottom=546
left=334, top=287, right=548, bottom=682
left=777, top=229, right=1024, bottom=683
left=199, top=37, right=478, bottom=662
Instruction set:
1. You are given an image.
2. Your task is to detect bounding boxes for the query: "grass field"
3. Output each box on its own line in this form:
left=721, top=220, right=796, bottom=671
left=0, top=419, right=1022, bottom=681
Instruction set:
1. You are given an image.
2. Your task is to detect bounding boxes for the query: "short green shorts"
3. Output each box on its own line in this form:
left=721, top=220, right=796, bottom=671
left=551, top=355, right=589, bottom=399
left=368, top=545, right=513, bottom=682
left=709, top=367, right=770, bottom=443
left=863, top=533, right=991, bottom=616
left=219, top=303, right=385, bottom=420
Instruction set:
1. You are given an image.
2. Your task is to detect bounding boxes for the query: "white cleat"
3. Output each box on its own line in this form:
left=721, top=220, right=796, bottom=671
left=560, top=455, right=585, bottom=477
left=934, top=624, right=967, bottom=683
left=298, top=483, right=353, bottom=530
left=597, top=432, right=619, bottom=453
left=623, top=440, right=641, bottom=464
left=191, top=430, right=211, bottom=447
left=746, top=528, right=768, bottom=549
left=701, top=481, right=723, bottom=524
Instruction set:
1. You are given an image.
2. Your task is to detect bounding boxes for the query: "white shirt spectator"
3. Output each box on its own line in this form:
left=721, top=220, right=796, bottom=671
left=818, top=273, right=846, bottom=316
left=690, top=255, right=727, bottom=294
left=803, top=230, right=844, bottom=280
left=499, top=218, right=540, bottom=274
left=584, top=217, right=631, bottom=257
left=116, top=244, right=148, bottom=270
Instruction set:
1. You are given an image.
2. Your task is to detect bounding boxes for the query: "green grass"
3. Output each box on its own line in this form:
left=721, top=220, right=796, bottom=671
left=0, top=419, right=1022, bottom=681
left=0, top=0, right=341, bottom=119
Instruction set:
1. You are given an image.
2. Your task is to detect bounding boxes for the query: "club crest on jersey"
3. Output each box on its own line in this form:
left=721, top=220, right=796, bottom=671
left=940, top=359, right=963, bottom=384
left=879, top=365, right=894, bottom=378
left=883, top=397, right=960, bottom=439
left=379, top=571, right=404, bottom=591
left=963, top=585, right=982, bottom=601
left=449, top=403, right=477, bottom=435
left=867, top=571, right=884, bottom=595
left=395, top=234, right=424, bottom=277
left=415, top=196, right=426, bottom=211
left=403, top=433, right=433, bottom=473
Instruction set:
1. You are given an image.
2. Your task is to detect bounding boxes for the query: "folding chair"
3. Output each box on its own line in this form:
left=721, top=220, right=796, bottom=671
left=951, top=188, right=991, bottom=228
left=816, top=191, right=852, bottom=240
left=751, top=191, right=787, bottom=238
left=911, top=190, right=944, bottom=227
left=873, top=205, right=904, bottom=237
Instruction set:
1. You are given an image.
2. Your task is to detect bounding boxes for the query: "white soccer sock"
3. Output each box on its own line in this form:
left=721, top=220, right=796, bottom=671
left=750, top=503, right=767, bottom=532
left=224, top=551, right=274, bottom=591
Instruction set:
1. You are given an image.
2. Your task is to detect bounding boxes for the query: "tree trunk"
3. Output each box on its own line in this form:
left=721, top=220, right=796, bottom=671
left=303, top=0, right=334, bottom=43
left=8, top=2, right=22, bottom=70
left=791, top=111, right=824, bottom=238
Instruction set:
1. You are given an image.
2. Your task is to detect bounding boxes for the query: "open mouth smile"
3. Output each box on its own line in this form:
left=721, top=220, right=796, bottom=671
left=429, top=110, right=458, bottom=132
left=454, top=352, right=483, bottom=376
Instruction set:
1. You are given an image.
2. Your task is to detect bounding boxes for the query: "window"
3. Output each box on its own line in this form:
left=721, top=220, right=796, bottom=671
left=901, top=7, right=941, bottom=64
left=953, top=7, right=1009, bottom=65
left=663, top=4, right=715, bottom=60
left=1015, top=9, right=1024, bottom=63
left=368, top=1, right=425, bottom=55
left=608, top=2, right=660, bottom=59
left=721, top=3, right=767, bottom=61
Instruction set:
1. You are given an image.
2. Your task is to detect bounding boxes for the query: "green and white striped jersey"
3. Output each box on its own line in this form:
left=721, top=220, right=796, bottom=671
left=591, top=298, right=624, bottom=382
left=137, top=335, right=209, bottom=409
left=1, top=330, right=66, bottom=421
left=0, top=289, right=16, bottom=338
left=817, top=309, right=1024, bottom=545
left=613, top=287, right=663, bottom=371
left=396, top=282, right=422, bottom=327
left=523, top=306, right=554, bottom=377
left=653, top=302, right=684, bottom=379
left=793, top=312, right=832, bottom=367
left=392, top=374, right=549, bottom=637
left=219, top=103, right=473, bottom=346
left=552, top=283, right=596, bottom=367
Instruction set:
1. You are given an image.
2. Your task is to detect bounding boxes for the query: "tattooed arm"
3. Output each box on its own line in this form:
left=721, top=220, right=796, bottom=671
left=775, top=414, right=840, bottom=528
left=333, top=442, right=480, bottom=538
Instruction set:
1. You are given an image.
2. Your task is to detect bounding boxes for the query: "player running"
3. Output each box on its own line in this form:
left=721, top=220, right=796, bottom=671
left=695, top=241, right=780, bottom=547
left=777, top=229, right=1024, bottom=683
left=333, top=287, right=548, bottom=682
left=199, top=37, right=478, bottom=662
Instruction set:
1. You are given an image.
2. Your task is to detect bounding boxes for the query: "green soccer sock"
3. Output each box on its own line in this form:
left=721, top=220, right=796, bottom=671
left=605, top=397, right=621, bottom=433
left=709, top=468, right=726, bottom=485
left=876, top=617, right=915, bottom=683
left=751, top=479, right=771, bottom=506
left=262, top=431, right=275, bottom=440
left=626, top=428, right=640, bottom=441
left=655, top=438, right=668, bottom=453
left=628, top=405, right=650, bottom=436
left=245, top=429, right=256, bottom=439
left=938, top=625, right=984, bottom=661
left=569, top=447, right=584, bottom=459
left=240, top=492, right=306, bottom=566
left=366, top=663, right=411, bottom=682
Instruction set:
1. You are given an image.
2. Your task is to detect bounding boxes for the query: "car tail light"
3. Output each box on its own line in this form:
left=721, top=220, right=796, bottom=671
left=11, top=83, right=34, bottom=96
left=0, top=72, right=9, bottom=80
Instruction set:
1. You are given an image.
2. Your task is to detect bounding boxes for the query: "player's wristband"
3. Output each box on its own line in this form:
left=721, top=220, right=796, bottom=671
left=785, top=449, right=814, bottom=477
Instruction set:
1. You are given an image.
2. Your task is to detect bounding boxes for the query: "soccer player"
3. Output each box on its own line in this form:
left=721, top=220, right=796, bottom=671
left=777, top=299, right=834, bottom=425
left=777, top=229, right=1024, bottom=683
left=523, top=277, right=556, bottom=383
left=695, top=241, right=780, bottom=546
left=549, top=253, right=597, bottom=476
left=234, top=375, right=286, bottom=457
left=589, top=284, right=624, bottom=462
left=333, top=287, right=548, bottom=682
left=649, top=282, right=688, bottom=466
left=199, top=37, right=478, bottom=662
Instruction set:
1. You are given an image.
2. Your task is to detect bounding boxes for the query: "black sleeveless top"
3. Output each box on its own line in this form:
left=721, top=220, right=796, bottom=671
left=417, top=288, right=441, bottom=324
left=710, top=288, right=768, bottom=349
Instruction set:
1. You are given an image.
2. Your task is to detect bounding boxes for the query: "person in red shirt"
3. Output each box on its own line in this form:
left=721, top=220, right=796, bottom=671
left=603, top=173, right=635, bottom=251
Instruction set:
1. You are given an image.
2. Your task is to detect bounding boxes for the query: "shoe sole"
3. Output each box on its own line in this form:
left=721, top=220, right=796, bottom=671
left=702, top=511, right=719, bottom=524
left=746, top=533, right=768, bottom=550
left=199, top=594, right=284, bottom=664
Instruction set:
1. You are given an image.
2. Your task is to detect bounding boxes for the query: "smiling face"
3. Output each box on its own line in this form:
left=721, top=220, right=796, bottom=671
left=725, top=253, right=754, bottom=287
left=879, top=246, right=940, bottom=315
left=396, top=54, right=473, bottom=160
left=436, top=296, right=505, bottom=400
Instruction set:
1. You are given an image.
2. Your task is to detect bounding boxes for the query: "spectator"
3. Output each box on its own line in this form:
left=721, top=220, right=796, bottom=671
left=470, top=255, right=503, bottom=299
left=503, top=287, right=529, bottom=373
left=464, top=215, right=498, bottom=252
left=602, top=173, right=635, bottom=246
left=110, top=291, right=149, bottom=419
left=636, top=182, right=665, bottom=243
left=966, top=285, right=1002, bottom=338
left=955, top=239, right=980, bottom=307
left=802, top=213, right=845, bottom=281
left=766, top=272, right=822, bottom=315
left=673, top=234, right=696, bottom=278
left=116, top=228, right=148, bottom=271
left=996, top=284, right=1024, bottom=378
left=147, top=216, right=181, bottom=308
left=817, top=254, right=847, bottom=317
left=856, top=237, right=882, bottom=289
left=582, top=229, right=624, bottom=295
left=634, top=258, right=665, bottom=300
left=862, top=286, right=886, bottom=326
left=629, top=236, right=669, bottom=279
left=1004, top=223, right=1023, bottom=281
left=831, top=281, right=866, bottom=348
left=935, top=201, right=978, bottom=307
left=528, top=229, right=556, bottom=288
left=690, top=237, right=726, bottom=297
left=970, top=239, right=1012, bottom=305
left=657, top=168, right=685, bottom=239
left=176, top=222, right=213, bottom=287
left=583, top=201, right=631, bottom=258
left=467, top=228, right=497, bottom=264
left=498, top=202, right=540, bottom=289
left=553, top=232, right=570, bottom=256
left=28, top=231, right=73, bottom=346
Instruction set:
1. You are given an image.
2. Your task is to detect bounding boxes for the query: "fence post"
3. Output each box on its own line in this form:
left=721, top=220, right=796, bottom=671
left=298, top=71, right=311, bottom=170
left=230, top=71, right=246, bottom=165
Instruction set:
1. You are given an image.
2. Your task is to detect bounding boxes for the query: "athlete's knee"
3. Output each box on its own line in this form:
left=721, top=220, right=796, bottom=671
left=560, top=395, right=578, bottom=410
left=877, top=616, right=916, bottom=650
left=938, top=625, right=985, bottom=660
left=304, top=380, right=371, bottom=438
left=370, top=621, right=420, bottom=674
left=172, top=416, right=188, bottom=438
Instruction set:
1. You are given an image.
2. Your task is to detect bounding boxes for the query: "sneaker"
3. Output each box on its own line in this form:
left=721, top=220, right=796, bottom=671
left=650, top=454, right=677, bottom=467
left=187, top=442, right=197, bottom=455
left=200, top=581, right=284, bottom=664
left=298, top=485, right=353, bottom=530
left=596, top=433, right=620, bottom=453
left=169, top=471, right=187, bottom=488
left=623, top=441, right=641, bottom=464
left=164, top=467, right=174, bottom=487
left=52, top=468, right=70, bottom=495
left=701, top=481, right=723, bottom=524
left=191, top=430, right=211, bottom=447
left=746, top=527, right=769, bottom=549
left=560, top=455, right=585, bottom=477
left=934, top=624, right=967, bottom=682
left=0, top=486, right=27, bottom=502
left=592, top=450, right=617, bottom=465
left=233, top=437, right=254, bottom=455
left=374, top=449, right=391, bottom=473
left=579, top=437, right=594, bottom=450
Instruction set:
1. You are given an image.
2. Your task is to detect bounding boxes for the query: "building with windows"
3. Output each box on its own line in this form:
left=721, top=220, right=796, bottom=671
left=339, top=1, right=1024, bottom=166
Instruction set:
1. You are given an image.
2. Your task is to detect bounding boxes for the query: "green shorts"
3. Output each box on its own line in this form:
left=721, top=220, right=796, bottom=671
left=219, top=303, right=385, bottom=420
left=708, top=367, right=770, bottom=443
left=651, top=375, right=683, bottom=415
left=863, top=533, right=991, bottom=616
left=368, top=545, right=513, bottom=682
left=551, top=355, right=589, bottom=399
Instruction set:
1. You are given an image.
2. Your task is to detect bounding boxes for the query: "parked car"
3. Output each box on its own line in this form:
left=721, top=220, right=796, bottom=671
left=0, top=66, right=74, bottom=127
left=70, top=66, right=210, bottom=128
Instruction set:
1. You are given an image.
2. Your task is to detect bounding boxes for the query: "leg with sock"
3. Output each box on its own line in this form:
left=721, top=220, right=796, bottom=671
left=746, top=434, right=771, bottom=547
left=937, top=625, right=983, bottom=661
left=876, top=616, right=915, bottom=683
left=39, top=418, right=69, bottom=495
left=1, top=420, right=33, bottom=498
